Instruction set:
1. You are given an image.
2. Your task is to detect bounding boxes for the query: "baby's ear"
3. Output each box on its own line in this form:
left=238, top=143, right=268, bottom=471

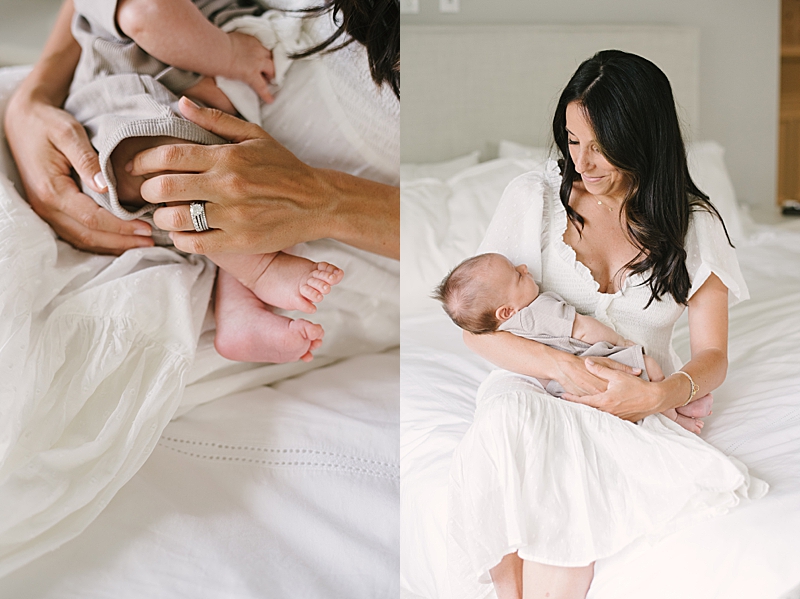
left=496, top=305, right=517, bottom=321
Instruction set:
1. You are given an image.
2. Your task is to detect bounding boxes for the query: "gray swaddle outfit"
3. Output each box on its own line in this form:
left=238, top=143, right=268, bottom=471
left=498, top=291, right=649, bottom=396
left=65, top=0, right=265, bottom=242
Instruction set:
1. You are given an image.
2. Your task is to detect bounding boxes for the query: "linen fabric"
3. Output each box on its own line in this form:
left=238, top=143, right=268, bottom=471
left=447, top=162, right=767, bottom=597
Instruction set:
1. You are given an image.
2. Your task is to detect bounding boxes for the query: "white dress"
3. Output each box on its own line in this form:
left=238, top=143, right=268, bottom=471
left=0, top=10, right=398, bottom=577
left=447, top=162, right=767, bottom=598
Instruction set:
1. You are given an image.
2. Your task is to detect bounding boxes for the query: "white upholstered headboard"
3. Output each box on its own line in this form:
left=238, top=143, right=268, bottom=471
left=401, top=25, right=699, bottom=163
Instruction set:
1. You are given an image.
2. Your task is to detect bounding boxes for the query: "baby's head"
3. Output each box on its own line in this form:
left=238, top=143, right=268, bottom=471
left=433, top=253, right=540, bottom=334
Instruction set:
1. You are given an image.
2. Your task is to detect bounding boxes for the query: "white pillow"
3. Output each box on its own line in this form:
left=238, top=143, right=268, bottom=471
left=498, top=139, right=551, bottom=163
left=401, top=157, right=543, bottom=316
left=400, top=151, right=480, bottom=182
left=685, top=141, right=745, bottom=242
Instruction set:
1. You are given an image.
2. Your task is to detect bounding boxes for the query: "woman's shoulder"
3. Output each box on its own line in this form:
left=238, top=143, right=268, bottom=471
left=477, top=162, right=561, bottom=267
left=684, top=206, right=748, bottom=304
left=499, top=160, right=562, bottom=209
left=685, top=206, right=730, bottom=250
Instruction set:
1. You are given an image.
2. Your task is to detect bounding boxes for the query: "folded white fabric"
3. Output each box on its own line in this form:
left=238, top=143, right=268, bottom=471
left=216, top=11, right=309, bottom=123
left=0, top=174, right=216, bottom=577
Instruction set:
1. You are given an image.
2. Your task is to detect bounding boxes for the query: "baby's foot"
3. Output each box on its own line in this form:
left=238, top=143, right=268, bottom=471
left=214, top=269, right=324, bottom=363
left=662, top=408, right=704, bottom=435
left=208, top=251, right=344, bottom=314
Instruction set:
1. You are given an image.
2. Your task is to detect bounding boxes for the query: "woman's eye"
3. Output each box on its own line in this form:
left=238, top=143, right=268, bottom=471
left=568, top=139, right=578, bottom=146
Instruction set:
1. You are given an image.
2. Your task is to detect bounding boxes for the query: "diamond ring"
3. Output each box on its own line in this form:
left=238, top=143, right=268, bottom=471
left=190, top=202, right=210, bottom=232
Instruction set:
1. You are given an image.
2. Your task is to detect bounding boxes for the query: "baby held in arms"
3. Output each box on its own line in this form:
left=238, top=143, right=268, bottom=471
left=434, top=253, right=702, bottom=433
left=65, top=0, right=346, bottom=364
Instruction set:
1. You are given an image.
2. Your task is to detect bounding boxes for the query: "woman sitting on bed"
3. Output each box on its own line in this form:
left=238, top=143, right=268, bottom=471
left=448, top=50, right=767, bottom=599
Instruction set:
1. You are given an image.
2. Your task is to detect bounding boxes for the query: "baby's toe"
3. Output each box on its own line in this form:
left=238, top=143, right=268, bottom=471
left=301, top=283, right=325, bottom=303
left=291, top=318, right=324, bottom=342
left=313, top=262, right=344, bottom=285
left=306, top=277, right=332, bottom=298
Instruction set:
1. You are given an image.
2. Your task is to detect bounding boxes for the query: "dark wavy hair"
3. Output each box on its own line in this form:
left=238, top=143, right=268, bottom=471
left=290, top=0, right=400, bottom=98
left=553, top=49, right=731, bottom=307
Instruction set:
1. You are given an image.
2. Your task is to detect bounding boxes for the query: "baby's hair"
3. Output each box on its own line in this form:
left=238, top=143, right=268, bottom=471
left=432, top=254, right=501, bottom=334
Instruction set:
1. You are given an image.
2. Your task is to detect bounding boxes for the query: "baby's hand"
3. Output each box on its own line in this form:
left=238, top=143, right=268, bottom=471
left=622, top=338, right=637, bottom=347
left=226, top=31, right=276, bottom=104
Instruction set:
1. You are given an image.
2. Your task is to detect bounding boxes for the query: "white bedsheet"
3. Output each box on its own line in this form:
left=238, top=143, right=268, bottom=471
left=0, top=349, right=399, bottom=598
left=401, top=225, right=800, bottom=599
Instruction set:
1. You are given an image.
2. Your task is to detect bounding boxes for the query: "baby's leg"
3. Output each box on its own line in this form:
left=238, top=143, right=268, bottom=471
left=645, top=355, right=704, bottom=435
left=208, top=251, right=344, bottom=314
left=213, top=269, right=324, bottom=363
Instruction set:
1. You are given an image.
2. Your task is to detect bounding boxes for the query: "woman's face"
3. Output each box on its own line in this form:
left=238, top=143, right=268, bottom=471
left=565, top=102, right=628, bottom=201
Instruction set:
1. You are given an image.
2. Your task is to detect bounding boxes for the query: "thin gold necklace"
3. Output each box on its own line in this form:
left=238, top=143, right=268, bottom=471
left=596, top=198, right=614, bottom=212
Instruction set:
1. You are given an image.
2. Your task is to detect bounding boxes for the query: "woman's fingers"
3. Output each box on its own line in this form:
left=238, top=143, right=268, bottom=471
left=50, top=113, right=107, bottom=193
left=129, top=143, right=216, bottom=178
left=586, top=357, right=641, bottom=376
left=139, top=172, right=215, bottom=204
left=45, top=180, right=155, bottom=254
left=177, top=96, right=269, bottom=143
left=169, top=229, right=227, bottom=255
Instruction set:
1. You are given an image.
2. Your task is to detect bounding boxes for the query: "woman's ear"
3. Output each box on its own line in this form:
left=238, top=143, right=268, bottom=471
left=496, top=305, right=517, bottom=321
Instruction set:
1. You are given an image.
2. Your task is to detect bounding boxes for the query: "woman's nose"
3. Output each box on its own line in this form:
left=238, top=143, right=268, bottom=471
left=573, top=147, right=589, bottom=172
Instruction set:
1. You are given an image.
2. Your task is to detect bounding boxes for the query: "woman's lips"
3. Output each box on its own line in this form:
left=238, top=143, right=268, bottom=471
left=581, top=174, right=604, bottom=183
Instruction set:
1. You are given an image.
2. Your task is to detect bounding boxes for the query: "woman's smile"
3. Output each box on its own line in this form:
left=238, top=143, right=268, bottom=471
left=565, top=102, right=628, bottom=201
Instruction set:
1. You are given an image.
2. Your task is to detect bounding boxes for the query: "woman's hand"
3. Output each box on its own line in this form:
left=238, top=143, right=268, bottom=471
left=555, top=354, right=641, bottom=397
left=4, top=92, right=154, bottom=254
left=464, top=330, right=641, bottom=396
left=132, top=97, right=399, bottom=259
left=133, top=98, right=328, bottom=255
left=562, top=358, right=663, bottom=421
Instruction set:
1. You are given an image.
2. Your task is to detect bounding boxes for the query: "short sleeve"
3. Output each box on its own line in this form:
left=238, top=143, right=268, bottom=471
left=499, top=292, right=575, bottom=340
left=524, top=292, right=576, bottom=337
left=684, top=209, right=749, bottom=306
left=477, top=170, right=547, bottom=282
left=73, top=0, right=125, bottom=39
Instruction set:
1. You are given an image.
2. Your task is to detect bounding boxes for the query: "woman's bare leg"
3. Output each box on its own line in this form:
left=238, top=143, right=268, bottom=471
left=522, top=561, right=594, bottom=599
left=490, top=553, right=524, bottom=599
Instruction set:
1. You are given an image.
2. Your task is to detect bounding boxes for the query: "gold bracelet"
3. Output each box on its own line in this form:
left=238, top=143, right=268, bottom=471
left=674, top=370, right=699, bottom=407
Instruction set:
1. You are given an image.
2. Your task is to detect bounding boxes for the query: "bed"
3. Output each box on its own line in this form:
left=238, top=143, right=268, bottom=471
left=400, top=25, right=800, bottom=599
left=0, top=64, right=399, bottom=597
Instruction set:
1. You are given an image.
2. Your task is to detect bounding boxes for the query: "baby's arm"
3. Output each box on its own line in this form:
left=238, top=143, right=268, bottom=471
left=572, top=313, right=631, bottom=347
left=116, top=0, right=275, bottom=102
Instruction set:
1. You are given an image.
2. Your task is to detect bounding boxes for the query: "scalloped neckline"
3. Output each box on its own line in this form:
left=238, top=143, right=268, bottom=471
left=544, top=161, right=636, bottom=298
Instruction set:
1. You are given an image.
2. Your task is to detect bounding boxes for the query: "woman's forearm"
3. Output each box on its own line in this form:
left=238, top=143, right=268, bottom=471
left=463, top=330, right=570, bottom=380
left=16, top=0, right=80, bottom=105
left=655, top=348, right=727, bottom=411
left=320, top=169, right=399, bottom=259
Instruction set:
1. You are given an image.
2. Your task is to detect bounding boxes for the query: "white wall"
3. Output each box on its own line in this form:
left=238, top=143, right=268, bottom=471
left=402, top=0, right=781, bottom=213
left=0, top=0, right=61, bottom=66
